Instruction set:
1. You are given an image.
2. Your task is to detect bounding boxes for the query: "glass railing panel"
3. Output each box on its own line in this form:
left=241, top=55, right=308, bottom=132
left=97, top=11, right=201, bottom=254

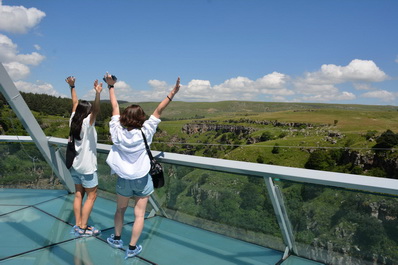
left=96, top=152, right=116, bottom=194
left=152, top=163, right=285, bottom=251
left=0, top=142, right=62, bottom=189
left=277, top=179, right=398, bottom=265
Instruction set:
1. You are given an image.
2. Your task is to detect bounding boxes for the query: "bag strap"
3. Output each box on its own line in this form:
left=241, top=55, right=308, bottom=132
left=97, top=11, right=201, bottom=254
left=141, top=129, right=154, bottom=160
left=68, top=130, right=74, bottom=143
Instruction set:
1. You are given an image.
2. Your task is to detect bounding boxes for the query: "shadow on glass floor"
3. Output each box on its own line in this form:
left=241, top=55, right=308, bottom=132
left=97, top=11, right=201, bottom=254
left=0, top=189, right=323, bottom=265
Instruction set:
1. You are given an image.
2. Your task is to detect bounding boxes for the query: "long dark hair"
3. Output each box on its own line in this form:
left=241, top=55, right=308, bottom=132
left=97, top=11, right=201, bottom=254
left=120, top=104, right=147, bottom=130
left=70, top=100, right=92, bottom=140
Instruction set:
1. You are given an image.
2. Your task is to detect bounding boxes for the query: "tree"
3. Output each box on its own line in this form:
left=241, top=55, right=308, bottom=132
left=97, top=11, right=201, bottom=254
left=260, top=131, right=273, bottom=141
left=373, top=129, right=398, bottom=151
left=272, top=143, right=280, bottom=154
left=305, top=150, right=335, bottom=171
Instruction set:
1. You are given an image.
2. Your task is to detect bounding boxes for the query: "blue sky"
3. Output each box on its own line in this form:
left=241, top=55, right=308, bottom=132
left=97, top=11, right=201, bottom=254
left=1, top=0, right=397, bottom=105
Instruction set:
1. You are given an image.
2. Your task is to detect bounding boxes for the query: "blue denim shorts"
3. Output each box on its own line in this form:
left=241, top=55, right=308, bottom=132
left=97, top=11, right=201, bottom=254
left=70, top=168, right=98, bottom=189
left=116, top=174, right=154, bottom=197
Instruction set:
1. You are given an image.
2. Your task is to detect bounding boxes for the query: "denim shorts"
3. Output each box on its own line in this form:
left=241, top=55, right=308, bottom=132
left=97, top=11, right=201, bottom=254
left=116, top=174, right=154, bottom=197
left=70, top=168, right=98, bottom=189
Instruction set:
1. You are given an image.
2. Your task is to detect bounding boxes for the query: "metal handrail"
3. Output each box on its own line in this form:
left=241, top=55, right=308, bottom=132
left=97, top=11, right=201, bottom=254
left=2, top=135, right=398, bottom=196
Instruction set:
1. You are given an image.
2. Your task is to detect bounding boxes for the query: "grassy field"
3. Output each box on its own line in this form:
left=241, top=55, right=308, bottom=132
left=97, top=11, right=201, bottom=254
left=124, top=101, right=398, bottom=133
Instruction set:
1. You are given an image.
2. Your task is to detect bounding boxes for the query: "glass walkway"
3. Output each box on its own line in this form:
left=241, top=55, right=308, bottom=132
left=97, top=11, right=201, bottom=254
left=0, top=188, right=321, bottom=265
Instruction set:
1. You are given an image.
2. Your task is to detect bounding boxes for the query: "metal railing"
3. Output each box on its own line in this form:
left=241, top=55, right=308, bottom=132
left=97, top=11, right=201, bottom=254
left=2, top=135, right=398, bottom=265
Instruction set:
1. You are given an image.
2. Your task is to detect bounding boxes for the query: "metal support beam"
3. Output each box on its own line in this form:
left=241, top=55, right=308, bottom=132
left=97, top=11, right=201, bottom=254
left=148, top=195, right=169, bottom=218
left=0, top=63, right=75, bottom=192
left=264, top=176, right=296, bottom=254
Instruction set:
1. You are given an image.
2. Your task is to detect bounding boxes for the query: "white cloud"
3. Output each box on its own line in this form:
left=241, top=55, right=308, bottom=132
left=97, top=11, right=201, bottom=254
left=15, top=80, right=67, bottom=97
left=214, top=76, right=254, bottom=93
left=395, top=55, right=398, bottom=63
left=0, top=34, right=45, bottom=65
left=84, top=60, right=392, bottom=105
left=361, top=90, right=395, bottom=102
left=294, top=79, right=339, bottom=95
left=34, top=44, right=41, bottom=50
left=17, top=52, right=45, bottom=65
left=206, top=72, right=292, bottom=101
left=148, top=79, right=168, bottom=90
left=0, top=2, right=46, bottom=34
left=353, top=83, right=374, bottom=90
left=272, top=96, right=287, bottom=102
left=292, top=59, right=389, bottom=103
left=255, top=72, right=288, bottom=89
left=301, top=91, right=356, bottom=102
left=0, top=34, right=18, bottom=62
left=260, top=87, right=294, bottom=96
left=3, top=62, right=30, bottom=80
left=0, top=33, right=45, bottom=80
left=305, top=59, right=388, bottom=83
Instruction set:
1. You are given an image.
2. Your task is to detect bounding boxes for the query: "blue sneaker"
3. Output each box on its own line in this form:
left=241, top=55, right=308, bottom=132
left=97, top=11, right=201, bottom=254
left=125, top=245, right=142, bottom=259
left=107, top=234, right=124, bottom=249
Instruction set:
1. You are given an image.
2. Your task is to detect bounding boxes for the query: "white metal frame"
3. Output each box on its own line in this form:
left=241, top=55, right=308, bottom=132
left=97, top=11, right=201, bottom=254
left=3, top=134, right=398, bottom=256
left=0, top=63, right=75, bottom=192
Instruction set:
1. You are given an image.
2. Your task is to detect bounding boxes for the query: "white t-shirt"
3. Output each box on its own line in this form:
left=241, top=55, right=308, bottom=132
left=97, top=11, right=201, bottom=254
left=106, top=115, right=161, bottom=180
left=69, top=113, right=98, bottom=174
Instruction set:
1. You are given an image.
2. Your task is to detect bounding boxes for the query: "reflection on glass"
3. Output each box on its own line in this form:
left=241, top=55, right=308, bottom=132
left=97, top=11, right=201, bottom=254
left=74, top=238, right=93, bottom=265
left=97, top=152, right=116, bottom=194
left=279, top=180, right=398, bottom=265
left=153, top=163, right=284, bottom=250
left=0, top=143, right=60, bottom=189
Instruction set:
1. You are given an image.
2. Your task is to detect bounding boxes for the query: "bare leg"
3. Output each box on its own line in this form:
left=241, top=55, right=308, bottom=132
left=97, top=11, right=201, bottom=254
left=129, top=196, right=149, bottom=246
left=73, top=184, right=85, bottom=227
left=114, top=194, right=130, bottom=237
left=80, top=186, right=97, bottom=229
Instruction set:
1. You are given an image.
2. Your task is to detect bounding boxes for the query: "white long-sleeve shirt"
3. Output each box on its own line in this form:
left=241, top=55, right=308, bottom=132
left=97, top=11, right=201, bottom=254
left=106, top=115, right=161, bottom=180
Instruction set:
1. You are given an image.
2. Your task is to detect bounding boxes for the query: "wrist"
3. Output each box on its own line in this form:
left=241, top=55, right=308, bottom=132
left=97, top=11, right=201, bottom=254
left=70, top=85, right=75, bottom=89
left=108, top=84, right=114, bottom=89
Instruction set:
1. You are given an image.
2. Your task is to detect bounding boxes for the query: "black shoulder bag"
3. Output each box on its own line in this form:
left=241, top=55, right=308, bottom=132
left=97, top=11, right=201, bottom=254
left=141, top=130, right=164, bottom=188
left=65, top=134, right=77, bottom=169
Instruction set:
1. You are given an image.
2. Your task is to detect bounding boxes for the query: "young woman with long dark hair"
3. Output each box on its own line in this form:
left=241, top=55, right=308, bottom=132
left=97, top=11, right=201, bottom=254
left=66, top=76, right=102, bottom=237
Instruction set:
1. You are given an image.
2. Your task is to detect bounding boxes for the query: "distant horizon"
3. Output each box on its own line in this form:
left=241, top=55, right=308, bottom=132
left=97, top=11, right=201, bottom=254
left=18, top=91, right=398, bottom=108
left=1, top=1, right=398, bottom=106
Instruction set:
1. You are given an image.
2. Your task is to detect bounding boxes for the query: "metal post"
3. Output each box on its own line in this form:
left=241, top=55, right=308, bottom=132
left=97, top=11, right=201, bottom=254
left=0, top=63, right=74, bottom=192
left=264, top=175, right=296, bottom=256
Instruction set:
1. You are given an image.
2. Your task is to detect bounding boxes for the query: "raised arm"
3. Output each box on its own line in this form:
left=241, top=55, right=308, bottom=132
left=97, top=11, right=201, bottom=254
left=89, top=80, right=103, bottom=126
left=103, top=73, right=119, bottom=116
left=153, top=77, right=180, bottom=119
left=66, top=76, right=78, bottom=113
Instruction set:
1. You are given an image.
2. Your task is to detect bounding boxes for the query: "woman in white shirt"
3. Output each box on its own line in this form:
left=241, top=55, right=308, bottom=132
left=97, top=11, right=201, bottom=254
left=66, top=76, right=102, bottom=237
left=104, top=73, right=180, bottom=259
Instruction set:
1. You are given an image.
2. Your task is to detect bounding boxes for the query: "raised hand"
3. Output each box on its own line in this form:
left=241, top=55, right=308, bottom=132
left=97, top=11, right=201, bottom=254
left=173, top=77, right=180, bottom=95
left=66, top=76, right=75, bottom=87
left=93, top=79, right=103, bottom=94
left=103, top=72, right=117, bottom=88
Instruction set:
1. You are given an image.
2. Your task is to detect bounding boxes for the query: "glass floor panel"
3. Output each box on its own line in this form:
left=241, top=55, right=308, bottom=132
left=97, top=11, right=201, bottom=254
left=101, top=216, right=283, bottom=265
left=35, top=195, right=135, bottom=230
left=0, top=206, right=28, bottom=215
left=0, top=189, right=322, bottom=265
left=281, top=255, right=325, bottom=265
left=0, top=237, right=152, bottom=265
left=0, top=206, right=75, bottom=260
left=0, top=189, right=68, bottom=205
